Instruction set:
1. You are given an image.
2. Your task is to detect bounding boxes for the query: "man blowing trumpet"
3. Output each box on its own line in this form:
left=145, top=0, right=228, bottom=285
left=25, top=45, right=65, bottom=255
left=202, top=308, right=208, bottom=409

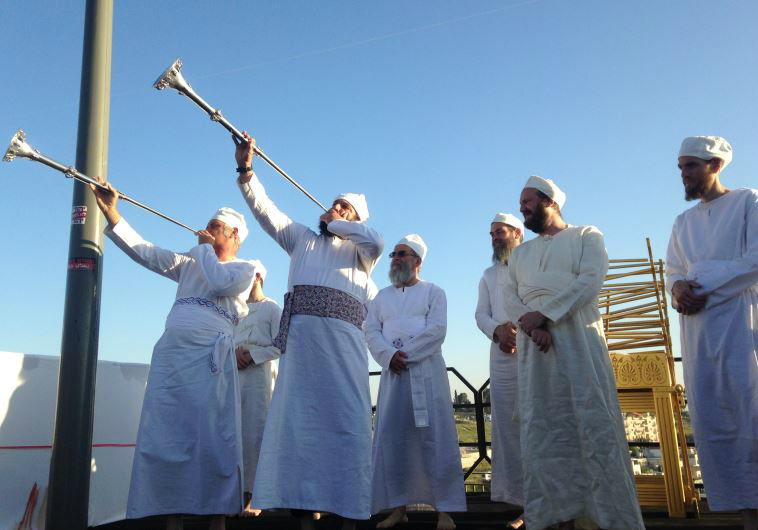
left=233, top=132, right=383, bottom=530
left=89, top=179, right=263, bottom=530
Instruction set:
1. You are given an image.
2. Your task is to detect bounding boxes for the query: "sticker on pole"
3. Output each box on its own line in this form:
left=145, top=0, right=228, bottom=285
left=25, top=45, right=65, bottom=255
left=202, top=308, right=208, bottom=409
left=68, top=258, right=96, bottom=271
left=72, top=206, right=87, bottom=224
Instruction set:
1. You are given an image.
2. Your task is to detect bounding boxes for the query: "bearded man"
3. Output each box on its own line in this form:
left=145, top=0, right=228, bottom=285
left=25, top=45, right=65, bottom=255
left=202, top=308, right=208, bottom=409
left=504, top=176, right=643, bottom=530
left=365, top=234, right=466, bottom=530
left=666, top=136, right=758, bottom=530
left=233, top=132, right=383, bottom=530
left=474, top=213, right=524, bottom=528
left=90, top=180, right=261, bottom=530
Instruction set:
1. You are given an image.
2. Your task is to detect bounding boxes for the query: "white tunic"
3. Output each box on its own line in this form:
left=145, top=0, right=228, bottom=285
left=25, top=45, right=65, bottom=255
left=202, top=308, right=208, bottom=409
left=106, top=218, right=259, bottom=517
left=233, top=298, right=281, bottom=494
left=475, top=263, right=523, bottom=506
left=666, top=188, right=758, bottom=511
left=504, top=226, right=644, bottom=530
left=238, top=175, right=383, bottom=519
left=365, top=281, right=467, bottom=513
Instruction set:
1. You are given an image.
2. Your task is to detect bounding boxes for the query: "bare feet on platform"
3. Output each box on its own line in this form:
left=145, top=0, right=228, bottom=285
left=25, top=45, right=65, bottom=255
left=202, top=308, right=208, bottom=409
left=506, top=513, right=525, bottom=530
left=240, top=493, right=262, bottom=517
left=377, top=506, right=408, bottom=528
left=436, top=512, right=456, bottom=530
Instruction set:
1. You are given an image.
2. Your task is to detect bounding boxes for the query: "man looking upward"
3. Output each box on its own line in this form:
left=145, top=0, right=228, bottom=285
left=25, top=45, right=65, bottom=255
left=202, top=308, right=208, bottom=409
left=234, top=132, right=383, bottom=530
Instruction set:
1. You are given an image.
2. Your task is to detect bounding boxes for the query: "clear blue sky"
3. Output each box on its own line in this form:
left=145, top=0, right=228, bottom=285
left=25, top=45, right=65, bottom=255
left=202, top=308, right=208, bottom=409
left=2, top=0, right=756, bottom=394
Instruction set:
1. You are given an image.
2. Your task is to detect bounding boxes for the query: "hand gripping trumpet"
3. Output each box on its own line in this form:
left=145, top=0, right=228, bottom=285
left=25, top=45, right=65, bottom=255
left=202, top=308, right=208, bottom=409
left=154, top=58, right=328, bottom=212
left=3, top=129, right=199, bottom=234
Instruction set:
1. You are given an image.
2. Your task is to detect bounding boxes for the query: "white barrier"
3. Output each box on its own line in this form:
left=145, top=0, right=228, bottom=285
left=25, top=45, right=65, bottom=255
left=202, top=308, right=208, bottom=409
left=0, top=352, right=148, bottom=529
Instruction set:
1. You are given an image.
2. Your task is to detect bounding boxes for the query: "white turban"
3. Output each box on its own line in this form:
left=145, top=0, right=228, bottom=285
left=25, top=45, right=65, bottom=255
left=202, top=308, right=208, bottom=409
left=336, top=193, right=369, bottom=222
left=524, top=175, right=566, bottom=210
left=211, top=207, right=248, bottom=243
left=397, top=234, right=427, bottom=261
left=679, top=136, right=733, bottom=170
left=254, top=260, right=267, bottom=282
left=491, top=212, right=525, bottom=235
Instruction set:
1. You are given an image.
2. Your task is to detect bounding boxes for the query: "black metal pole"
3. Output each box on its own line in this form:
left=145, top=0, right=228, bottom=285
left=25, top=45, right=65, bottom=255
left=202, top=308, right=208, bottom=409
left=46, top=1, right=112, bottom=529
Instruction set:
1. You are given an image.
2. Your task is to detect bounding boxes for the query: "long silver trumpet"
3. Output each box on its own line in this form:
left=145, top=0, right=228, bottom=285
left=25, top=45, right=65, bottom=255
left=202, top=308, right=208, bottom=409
left=3, top=129, right=199, bottom=234
left=154, top=58, right=328, bottom=212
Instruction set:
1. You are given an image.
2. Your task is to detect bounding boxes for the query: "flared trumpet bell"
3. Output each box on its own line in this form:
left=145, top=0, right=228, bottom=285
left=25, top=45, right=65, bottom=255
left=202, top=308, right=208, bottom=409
left=3, top=129, right=39, bottom=162
left=153, top=58, right=191, bottom=93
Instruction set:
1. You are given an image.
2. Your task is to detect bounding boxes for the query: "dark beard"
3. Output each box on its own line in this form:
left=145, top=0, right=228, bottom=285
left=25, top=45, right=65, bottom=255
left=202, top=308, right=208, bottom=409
left=685, top=182, right=706, bottom=201
left=389, top=260, right=415, bottom=287
left=523, top=203, right=548, bottom=234
left=319, top=221, right=335, bottom=237
left=492, top=239, right=514, bottom=265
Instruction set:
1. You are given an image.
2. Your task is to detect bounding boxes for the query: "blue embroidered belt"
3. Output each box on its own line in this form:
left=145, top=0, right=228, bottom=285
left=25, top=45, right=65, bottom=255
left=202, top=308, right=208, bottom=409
left=273, top=285, right=366, bottom=354
left=173, top=296, right=239, bottom=326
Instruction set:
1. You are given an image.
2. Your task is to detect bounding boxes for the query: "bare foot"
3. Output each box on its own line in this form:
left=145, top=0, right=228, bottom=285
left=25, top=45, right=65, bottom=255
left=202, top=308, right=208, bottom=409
left=436, top=512, right=456, bottom=530
left=241, top=506, right=262, bottom=517
left=313, top=512, right=323, bottom=520
left=507, top=513, right=525, bottom=530
left=377, top=507, right=408, bottom=528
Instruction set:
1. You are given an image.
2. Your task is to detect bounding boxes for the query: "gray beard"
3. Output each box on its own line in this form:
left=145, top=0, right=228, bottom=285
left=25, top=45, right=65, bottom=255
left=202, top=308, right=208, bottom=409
left=389, top=260, right=415, bottom=287
left=492, top=239, right=515, bottom=265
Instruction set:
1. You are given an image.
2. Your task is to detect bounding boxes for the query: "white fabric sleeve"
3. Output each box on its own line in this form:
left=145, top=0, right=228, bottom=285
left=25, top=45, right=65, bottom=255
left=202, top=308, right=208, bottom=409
left=238, top=173, right=310, bottom=255
left=404, top=286, right=447, bottom=365
left=504, top=253, right=533, bottom=322
left=665, top=220, right=688, bottom=295
left=250, top=304, right=282, bottom=364
left=326, top=219, right=384, bottom=272
left=475, top=275, right=499, bottom=342
left=105, top=218, right=189, bottom=282
left=690, top=193, right=758, bottom=307
left=538, top=227, right=609, bottom=323
left=364, top=298, right=396, bottom=371
left=189, top=244, right=256, bottom=297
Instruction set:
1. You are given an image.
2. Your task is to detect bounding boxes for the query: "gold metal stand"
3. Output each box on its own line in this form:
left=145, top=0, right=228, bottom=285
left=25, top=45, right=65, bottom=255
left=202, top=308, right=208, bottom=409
left=600, top=239, right=699, bottom=518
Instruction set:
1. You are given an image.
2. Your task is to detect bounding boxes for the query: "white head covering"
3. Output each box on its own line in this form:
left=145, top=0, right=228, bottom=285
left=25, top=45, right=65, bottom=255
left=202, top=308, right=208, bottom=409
left=335, top=193, right=369, bottom=222
left=396, top=234, right=427, bottom=261
left=211, top=207, right=248, bottom=243
left=524, top=175, right=566, bottom=210
left=491, top=212, right=525, bottom=235
left=679, top=136, right=733, bottom=170
left=254, top=261, right=267, bottom=282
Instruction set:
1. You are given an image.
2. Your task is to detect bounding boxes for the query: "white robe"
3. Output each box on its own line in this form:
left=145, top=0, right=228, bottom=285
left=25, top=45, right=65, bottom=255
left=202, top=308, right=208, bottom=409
left=666, top=188, right=758, bottom=511
left=504, top=225, right=644, bottom=530
left=238, top=175, right=383, bottom=519
left=475, top=263, right=523, bottom=506
left=105, top=218, right=260, bottom=517
left=233, top=298, right=281, bottom=494
left=365, top=281, right=467, bottom=513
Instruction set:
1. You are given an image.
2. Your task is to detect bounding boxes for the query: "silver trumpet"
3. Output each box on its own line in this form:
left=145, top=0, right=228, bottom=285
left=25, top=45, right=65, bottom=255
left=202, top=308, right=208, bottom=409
left=3, top=129, right=199, bottom=234
left=154, top=58, right=328, bottom=212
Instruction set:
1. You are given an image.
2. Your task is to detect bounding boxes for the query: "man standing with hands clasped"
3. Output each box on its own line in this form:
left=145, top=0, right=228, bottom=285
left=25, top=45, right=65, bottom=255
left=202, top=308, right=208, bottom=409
left=666, top=136, right=758, bottom=530
left=475, top=213, right=525, bottom=529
